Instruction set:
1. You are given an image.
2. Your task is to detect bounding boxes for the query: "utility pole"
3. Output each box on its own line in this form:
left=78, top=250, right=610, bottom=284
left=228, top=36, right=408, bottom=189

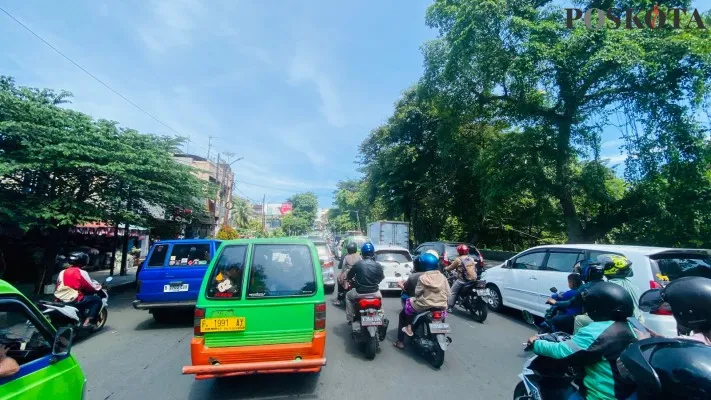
left=207, top=135, right=216, bottom=160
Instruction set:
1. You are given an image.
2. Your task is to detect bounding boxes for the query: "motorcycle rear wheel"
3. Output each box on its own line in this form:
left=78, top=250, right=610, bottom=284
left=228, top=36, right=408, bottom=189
left=93, top=308, right=108, bottom=332
left=363, top=336, right=378, bottom=360
left=469, top=299, right=488, bottom=323
left=430, top=346, right=445, bottom=369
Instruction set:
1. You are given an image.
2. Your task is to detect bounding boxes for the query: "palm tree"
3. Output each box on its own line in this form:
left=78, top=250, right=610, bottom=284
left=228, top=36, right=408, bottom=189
left=231, top=197, right=251, bottom=228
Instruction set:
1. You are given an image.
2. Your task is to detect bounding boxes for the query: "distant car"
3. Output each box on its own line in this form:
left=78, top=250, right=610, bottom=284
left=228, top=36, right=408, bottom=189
left=481, top=244, right=711, bottom=337
left=374, top=245, right=414, bottom=292
left=312, top=240, right=336, bottom=294
left=134, top=239, right=221, bottom=322
left=412, top=241, right=485, bottom=270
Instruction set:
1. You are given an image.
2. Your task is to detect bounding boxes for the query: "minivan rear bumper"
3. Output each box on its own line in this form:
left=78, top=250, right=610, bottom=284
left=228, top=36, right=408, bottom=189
left=132, top=300, right=196, bottom=310
left=184, top=332, right=327, bottom=379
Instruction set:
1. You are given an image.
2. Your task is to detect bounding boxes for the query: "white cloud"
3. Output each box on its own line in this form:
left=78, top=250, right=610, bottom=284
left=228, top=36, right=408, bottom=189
left=601, top=139, right=624, bottom=149
left=602, top=153, right=628, bottom=165
left=288, top=53, right=347, bottom=128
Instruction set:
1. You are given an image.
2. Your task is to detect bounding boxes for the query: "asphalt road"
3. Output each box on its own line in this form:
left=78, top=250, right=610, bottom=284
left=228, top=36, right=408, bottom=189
left=74, top=278, right=534, bottom=400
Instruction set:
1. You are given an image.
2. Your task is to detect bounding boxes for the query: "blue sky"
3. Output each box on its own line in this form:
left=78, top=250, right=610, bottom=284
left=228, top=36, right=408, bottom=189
left=1, top=1, right=709, bottom=208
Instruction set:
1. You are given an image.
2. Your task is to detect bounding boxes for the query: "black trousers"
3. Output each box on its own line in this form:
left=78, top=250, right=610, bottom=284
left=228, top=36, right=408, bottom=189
left=73, top=294, right=102, bottom=322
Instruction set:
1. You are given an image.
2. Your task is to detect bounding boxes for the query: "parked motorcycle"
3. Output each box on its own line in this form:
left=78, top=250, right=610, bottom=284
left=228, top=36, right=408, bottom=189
left=513, top=332, right=581, bottom=400
left=445, top=271, right=490, bottom=323
left=37, top=276, right=113, bottom=334
left=406, top=307, right=452, bottom=368
left=350, top=296, right=389, bottom=360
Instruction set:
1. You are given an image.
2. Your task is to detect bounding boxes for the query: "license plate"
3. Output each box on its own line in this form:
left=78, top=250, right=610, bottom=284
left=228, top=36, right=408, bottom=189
left=360, top=316, right=383, bottom=326
left=163, top=284, right=188, bottom=292
left=200, top=317, right=246, bottom=333
left=476, top=289, right=489, bottom=296
left=388, top=282, right=399, bottom=288
left=429, top=322, right=451, bottom=334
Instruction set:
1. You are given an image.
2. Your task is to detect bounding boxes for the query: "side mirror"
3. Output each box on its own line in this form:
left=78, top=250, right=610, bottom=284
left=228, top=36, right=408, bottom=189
left=639, top=289, right=663, bottom=313
left=51, top=327, right=74, bottom=363
left=550, top=287, right=558, bottom=293
left=505, top=259, right=513, bottom=269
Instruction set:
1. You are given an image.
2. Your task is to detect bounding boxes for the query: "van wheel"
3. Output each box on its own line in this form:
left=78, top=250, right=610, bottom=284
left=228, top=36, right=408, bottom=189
left=487, top=284, right=504, bottom=312
left=152, top=310, right=171, bottom=323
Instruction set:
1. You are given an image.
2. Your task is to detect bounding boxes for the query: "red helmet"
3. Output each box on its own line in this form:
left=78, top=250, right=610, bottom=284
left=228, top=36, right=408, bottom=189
left=456, top=244, right=469, bottom=256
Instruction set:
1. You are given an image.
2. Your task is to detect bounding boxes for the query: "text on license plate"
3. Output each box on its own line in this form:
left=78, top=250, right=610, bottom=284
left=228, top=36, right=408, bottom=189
left=429, top=323, right=451, bottom=333
left=476, top=289, right=489, bottom=296
left=361, top=316, right=383, bottom=326
left=163, top=284, right=189, bottom=292
left=200, top=317, right=246, bottom=333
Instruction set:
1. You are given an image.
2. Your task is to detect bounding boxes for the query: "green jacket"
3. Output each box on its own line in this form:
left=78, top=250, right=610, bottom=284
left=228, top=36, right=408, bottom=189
left=608, top=278, right=644, bottom=322
left=533, top=320, right=638, bottom=400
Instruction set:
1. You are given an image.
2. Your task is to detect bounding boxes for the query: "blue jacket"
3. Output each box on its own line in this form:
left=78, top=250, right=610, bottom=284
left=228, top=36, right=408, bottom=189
left=552, top=289, right=582, bottom=315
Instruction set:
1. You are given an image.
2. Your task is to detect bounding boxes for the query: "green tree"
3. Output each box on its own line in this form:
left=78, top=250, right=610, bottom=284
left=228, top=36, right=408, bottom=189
left=281, top=213, right=311, bottom=236
left=423, top=0, right=711, bottom=242
left=230, top=196, right=251, bottom=228
left=287, top=192, right=318, bottom=228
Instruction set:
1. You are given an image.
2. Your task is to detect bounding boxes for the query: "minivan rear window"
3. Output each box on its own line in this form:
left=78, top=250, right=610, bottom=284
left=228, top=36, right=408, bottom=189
left=315, top=244, right=330, bottom=258
left=650, top=254, right=711, bottom=282
left=206, top=245, right=247, bottom=299
left=445, top=244, right=479, bottom=258
left=146, top=245, right=169, bottom=267
left=246, top=244, right=316, bottom=298
left=169, top=244, right=211, bottom=267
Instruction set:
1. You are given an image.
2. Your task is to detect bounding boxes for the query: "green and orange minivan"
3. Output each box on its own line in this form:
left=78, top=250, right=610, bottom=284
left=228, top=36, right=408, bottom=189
left=182, top=238, right=327, bottom=380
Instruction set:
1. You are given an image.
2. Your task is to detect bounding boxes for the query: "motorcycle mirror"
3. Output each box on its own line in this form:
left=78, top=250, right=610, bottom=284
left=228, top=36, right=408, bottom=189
left=550, top=287, right=558, bottom=293
left=521, top=310, right=536, bottom=326
left=105, top=276, right=114, bottom=283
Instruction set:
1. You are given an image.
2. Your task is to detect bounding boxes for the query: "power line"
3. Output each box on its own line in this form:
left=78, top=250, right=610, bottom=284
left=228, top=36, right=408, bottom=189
left=0, top=6, right=187, bottom=139
left=234, top=180, right=334, bottom=194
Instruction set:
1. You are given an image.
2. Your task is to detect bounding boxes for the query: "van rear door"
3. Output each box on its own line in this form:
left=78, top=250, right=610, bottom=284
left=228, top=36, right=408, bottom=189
left=202, top=243, right=322, bottom=348
left=138, top=242, right=214, bottom=303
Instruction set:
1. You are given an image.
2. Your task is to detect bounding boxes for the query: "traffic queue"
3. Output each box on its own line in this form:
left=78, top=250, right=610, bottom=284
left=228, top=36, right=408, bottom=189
left=1, top=234, right=710, bottom=400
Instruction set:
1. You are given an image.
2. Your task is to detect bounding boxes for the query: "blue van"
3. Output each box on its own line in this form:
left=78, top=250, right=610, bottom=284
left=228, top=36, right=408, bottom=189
left=133, top=239, right=221, bottom=322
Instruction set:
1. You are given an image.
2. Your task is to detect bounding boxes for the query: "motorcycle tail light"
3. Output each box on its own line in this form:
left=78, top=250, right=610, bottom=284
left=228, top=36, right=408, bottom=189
left=314, top=303, right=326, bottom=330
left=432, top=311, right=443, bottom=320
left=194, top=308, right=205, bottom=336
left=358, top=298, right=382, bottom=309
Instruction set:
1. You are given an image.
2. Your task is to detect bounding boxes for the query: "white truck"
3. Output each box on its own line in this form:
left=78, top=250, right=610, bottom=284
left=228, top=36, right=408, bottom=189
left=367, top=221, right=409, bottom=249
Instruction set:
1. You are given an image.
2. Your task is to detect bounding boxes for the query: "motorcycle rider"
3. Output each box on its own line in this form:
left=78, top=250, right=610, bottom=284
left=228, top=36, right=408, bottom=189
left=552, top=259, right=605, bottom=333
left=598, top=254, right=644, bottom=323
left=528, top=282, right=638, bottom=400
left=334, top=242, right=362, bottom=306
left=445, top=244, right=477, bottom=312
left=54, top=251, right=102, bottom=327
left=345, top=243, right=384, bottom=324
left=399, top=252, right=451, bottom=341
left=541, top=273, right=582, bottom=333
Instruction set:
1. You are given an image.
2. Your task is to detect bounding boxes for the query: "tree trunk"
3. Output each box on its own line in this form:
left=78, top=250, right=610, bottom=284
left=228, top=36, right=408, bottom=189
left=120, top=223, right=130, bottom=276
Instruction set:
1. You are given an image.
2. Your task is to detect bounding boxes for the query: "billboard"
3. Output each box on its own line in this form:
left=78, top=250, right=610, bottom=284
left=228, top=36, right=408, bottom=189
left=265, top=203, right=293, bottom=216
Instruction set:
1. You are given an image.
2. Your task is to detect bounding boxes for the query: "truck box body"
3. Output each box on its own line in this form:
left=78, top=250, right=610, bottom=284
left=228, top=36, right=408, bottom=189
left=367, top=221, right=409, bottom=249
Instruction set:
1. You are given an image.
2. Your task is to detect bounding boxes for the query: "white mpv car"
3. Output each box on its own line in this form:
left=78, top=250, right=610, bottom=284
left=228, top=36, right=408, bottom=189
left=481, top=244, right=711, bottom=337
left=373, top=245, right=414, bottom=293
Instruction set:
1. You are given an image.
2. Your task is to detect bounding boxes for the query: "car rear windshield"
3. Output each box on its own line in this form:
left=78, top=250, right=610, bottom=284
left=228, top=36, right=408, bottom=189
left=146, top=245, right=169, bottom=267
left=375, top=251, right=412, bottom=263
left=315, top=244, right=330, bottom=258
left=650, top=253, right=711, bottom=282
left=169, top=243, right=211, bottom=267
left=444, top=244, right=479, bottom=258
left=350, top=237, right=370, bottom=248
left=206, top=245, right=247, bottom=299
left=246, top=244, right=317, bottom=298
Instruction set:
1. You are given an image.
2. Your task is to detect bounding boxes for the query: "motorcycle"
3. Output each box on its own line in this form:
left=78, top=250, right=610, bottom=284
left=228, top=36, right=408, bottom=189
left=37, top=276, right=113, bottom=334
left=350, top=295, right=389, bottom=360
left=406, top=307, right=453, bottom=368
left=513, top=332, right=581, bottom=400
left=532, top=287, right=576, bottom=335
left=445, top=271, right=490, bottom=323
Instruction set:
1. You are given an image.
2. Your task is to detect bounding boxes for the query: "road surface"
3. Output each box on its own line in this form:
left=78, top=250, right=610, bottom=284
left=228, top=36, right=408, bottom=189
left=74, top=279, right=534, bottom=399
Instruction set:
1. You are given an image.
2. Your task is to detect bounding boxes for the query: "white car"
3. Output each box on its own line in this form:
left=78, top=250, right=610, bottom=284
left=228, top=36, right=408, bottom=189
left=374, top=245, right=414, bottom=292
left=481, top=244, right=711, bottom=337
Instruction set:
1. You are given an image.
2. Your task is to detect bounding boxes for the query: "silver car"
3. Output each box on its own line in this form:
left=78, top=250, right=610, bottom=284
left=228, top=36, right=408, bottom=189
left=313, top=240, right=336, bottom=294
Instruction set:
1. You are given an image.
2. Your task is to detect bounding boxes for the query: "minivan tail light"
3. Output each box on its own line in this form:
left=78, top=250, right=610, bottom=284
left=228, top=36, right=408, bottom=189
left=323, top=260, right=334, bottom=268
left=477, top=251, right=485, bottom=267
left=194, top=308, right=205, bottom=336
left=314, top=303, right=326, bottom=330
left=650, top=280, right=663, bottom=289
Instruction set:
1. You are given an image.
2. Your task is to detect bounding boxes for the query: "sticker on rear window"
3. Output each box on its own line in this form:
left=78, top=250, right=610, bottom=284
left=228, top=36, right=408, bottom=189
left=217, top=280, right=233, bottom=292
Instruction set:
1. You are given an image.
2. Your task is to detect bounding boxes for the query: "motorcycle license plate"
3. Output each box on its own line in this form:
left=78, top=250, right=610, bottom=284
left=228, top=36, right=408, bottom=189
left=429, top=323, right=451, bottom=334
left=476, top=289, right=489, bottom=296
left=164, top=284, right=188, bottom=292
left=200, top=317, right=246, bottom=333
left=360, top=316, right=383, bottom=326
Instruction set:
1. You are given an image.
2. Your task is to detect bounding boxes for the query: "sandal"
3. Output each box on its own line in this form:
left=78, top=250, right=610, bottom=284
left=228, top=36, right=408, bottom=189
left=401, top=326, right=414, bottom=337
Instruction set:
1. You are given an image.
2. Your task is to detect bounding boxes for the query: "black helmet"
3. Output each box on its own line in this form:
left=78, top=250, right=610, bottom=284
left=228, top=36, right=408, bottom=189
left=576, top=259, right=605, bottom=282
left=661, top=276, right=711, bottom=331
left=582, top=281, right=634, bottom=322
left=68, top=251, right=89, bottom=267
left=412, top=256, right=422, bottom=273
left=619, top=337, right=711, bottom=400
left=346, top=242, right=357, bottom=254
